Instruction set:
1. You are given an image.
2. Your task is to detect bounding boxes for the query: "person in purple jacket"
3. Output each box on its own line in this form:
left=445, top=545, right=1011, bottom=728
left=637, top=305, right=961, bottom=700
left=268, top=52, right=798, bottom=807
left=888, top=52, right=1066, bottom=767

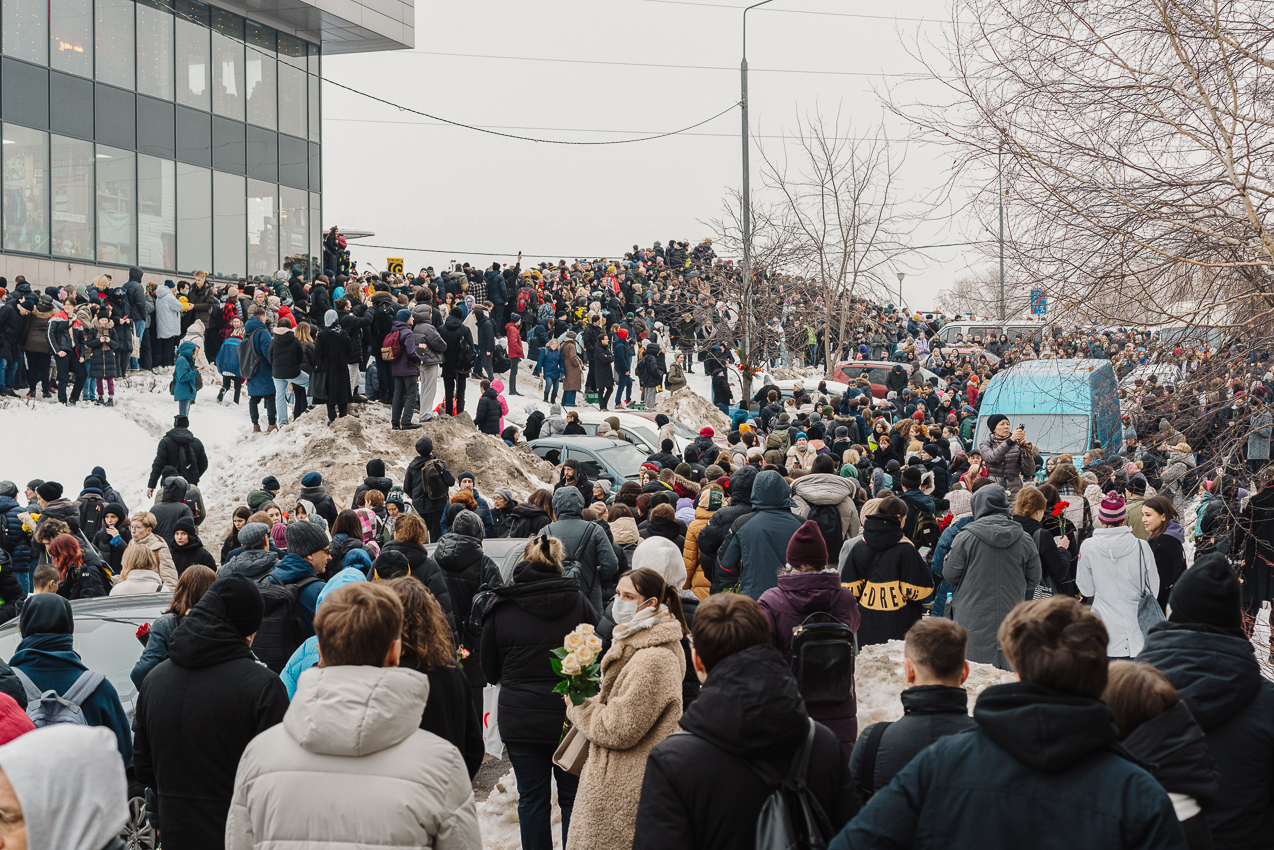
left=758, top=520, right=862, bottom=760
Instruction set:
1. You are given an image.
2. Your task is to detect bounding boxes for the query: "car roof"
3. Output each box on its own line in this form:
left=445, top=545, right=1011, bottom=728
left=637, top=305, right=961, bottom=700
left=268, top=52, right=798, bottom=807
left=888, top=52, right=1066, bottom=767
left=528, top=436, right=632, bottom=448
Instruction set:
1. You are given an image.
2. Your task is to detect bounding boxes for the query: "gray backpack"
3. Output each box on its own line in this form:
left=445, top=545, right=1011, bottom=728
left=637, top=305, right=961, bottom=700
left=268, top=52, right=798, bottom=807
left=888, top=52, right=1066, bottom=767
left=12, top=668, right=105, bottom=727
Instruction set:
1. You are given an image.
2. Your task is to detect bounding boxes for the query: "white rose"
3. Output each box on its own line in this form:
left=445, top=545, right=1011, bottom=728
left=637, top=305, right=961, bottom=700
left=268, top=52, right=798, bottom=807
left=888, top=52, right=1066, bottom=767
left=577, top=623, right=596, bottom=636
left=561, top=653, right=582, bottom=676
left=585, top=634, right=603, bottom=653
left=576, top=646, right=595, bottom=666
left=564, top=632, right=585, bottom=652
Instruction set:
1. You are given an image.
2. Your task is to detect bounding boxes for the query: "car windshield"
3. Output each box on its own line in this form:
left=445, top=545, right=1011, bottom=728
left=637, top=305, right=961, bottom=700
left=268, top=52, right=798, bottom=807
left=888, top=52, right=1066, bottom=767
left=977, top=414, right=1091, bottom=456
left=596, top=443, right=650, bottom=477
left=669, top=419, right=697, bottom=440
left=0, top=617, right=149, bottom=709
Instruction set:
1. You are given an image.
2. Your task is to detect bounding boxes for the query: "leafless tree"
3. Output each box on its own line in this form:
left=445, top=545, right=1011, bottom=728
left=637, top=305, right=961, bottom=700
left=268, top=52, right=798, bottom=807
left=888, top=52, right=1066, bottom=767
left=892, top=0, right=1274, bottom=334
left=756, top=111, right=919, bottom=374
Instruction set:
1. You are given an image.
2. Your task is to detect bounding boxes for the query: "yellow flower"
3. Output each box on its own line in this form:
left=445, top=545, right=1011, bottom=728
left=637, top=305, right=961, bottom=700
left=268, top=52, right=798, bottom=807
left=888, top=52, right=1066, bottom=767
left=564, top=632, right=585, bottom=652
left=576, top=623, right=595, bottom=636
left=575, top=646, right=595, bottom=666
left=561, top=653, right=582, bottom=676
left=585, top=634, right=603, bottom=653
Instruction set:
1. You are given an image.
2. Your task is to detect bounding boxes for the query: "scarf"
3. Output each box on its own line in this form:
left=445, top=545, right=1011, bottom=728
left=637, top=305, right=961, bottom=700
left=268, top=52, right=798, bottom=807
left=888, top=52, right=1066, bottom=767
left=615, top=603, right=670, bottom=637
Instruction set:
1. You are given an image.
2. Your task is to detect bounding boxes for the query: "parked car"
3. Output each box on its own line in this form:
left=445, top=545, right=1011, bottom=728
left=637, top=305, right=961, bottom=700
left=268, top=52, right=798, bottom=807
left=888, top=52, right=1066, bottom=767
left=527, top=436, right=649, bottom=483
left=572, top=410, right=691, bottom=454
left=0, top=594, right=172, bottom=850
left=1119, top=363, right=1179, bottom=391
left=425, top=537, right=529, bottom=583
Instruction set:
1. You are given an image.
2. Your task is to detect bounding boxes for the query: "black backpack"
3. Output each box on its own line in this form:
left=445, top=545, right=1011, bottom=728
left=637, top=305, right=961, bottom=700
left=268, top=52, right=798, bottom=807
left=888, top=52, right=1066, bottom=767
left=909, top=510, right=942, bottom=560
left=790, top=611, right=856, bottom=704
left=175, top=441, right=200, bottom=484
left=456, top=333, right=476, bottom=374
left=492, top=345, right=510, bottom=374
left=238, top=327, right=263, bottom=379
left=422, top=459, right=449, bottom=501
left=253, top=574, right=322, bottom=673
left=78, top=499, right=106, bottom=541
left=805, top=504, right=843, bottom=566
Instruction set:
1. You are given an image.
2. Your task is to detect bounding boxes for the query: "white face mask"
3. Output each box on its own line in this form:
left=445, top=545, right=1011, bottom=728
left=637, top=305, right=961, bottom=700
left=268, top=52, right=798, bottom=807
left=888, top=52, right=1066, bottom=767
left=611, top=599, right=639, bottom=624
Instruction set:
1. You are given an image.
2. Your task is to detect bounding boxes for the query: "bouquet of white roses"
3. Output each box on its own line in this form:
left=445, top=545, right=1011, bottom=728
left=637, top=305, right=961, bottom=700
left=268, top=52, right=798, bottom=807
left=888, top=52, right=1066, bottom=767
left=551, top=623, right=603, bottom=706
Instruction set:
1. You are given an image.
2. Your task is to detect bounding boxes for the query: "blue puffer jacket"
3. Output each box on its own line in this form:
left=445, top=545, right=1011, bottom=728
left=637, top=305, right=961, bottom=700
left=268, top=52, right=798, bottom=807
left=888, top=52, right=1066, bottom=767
left=267, top=553, right=325, bottom=622
left=173, top=341, right=199, bottom=402
left=535, top=347, right=564, bottom=380
left=280, top=568, right=365, bottom=698
left=0, top=494, right=32, bottom=575
left=215, top=336, right=241, bottom=377
left=243, top=318, right=274, bottom=396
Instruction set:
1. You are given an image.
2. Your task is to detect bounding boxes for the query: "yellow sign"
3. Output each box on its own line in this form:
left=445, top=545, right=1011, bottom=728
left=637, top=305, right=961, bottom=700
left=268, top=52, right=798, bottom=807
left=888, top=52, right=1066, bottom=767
left=387, top=257, right=404, bottom=275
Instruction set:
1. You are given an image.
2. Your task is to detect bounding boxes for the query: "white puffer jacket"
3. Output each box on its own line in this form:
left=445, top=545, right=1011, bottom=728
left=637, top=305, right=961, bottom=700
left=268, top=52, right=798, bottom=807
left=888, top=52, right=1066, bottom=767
left=226, top=665, right=481, bottom=850
left=789, top=473, right=862, bottom=540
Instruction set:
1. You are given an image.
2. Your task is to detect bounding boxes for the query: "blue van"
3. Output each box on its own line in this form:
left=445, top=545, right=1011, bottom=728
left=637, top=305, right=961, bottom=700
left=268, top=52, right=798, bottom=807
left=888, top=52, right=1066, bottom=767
left=972, top=359, right=1121, bottom=459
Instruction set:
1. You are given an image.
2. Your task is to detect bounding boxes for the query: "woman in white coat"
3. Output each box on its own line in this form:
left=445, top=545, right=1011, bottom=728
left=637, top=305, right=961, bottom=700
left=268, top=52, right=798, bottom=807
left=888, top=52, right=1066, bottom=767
left=109, top=543, right=171, bottom=596
left=1077, top=492, right=1157, bottom=659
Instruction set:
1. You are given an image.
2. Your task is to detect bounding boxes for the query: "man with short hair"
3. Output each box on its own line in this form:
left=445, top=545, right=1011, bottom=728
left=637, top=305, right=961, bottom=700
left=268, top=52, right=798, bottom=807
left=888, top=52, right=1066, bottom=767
left=226, top=582, right=481, bottom=850
left=134, top=574, right=289, bottom=850
left=831, top=597, right=1187, bottom=849
left=850, top=618, right=975, bottom=799
left=633, top=593, right=859, bottom=849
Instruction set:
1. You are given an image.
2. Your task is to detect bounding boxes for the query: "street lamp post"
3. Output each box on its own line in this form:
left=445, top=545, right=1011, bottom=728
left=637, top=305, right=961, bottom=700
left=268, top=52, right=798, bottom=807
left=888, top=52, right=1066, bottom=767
left=998, top=136, right=1006, bottom=322
left=896, top=271, right=906, bottom=309
left=741, top=0, right=774, bottom=384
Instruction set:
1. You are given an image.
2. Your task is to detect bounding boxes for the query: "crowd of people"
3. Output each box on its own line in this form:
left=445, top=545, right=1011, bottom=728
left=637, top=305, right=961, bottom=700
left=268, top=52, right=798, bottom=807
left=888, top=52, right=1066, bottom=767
left=0, top=236, right=1272, bottom=850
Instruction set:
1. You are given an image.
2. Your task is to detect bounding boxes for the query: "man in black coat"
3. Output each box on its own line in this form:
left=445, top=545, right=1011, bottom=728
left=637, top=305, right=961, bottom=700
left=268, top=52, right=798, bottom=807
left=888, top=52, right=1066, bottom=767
left=297, top=471, right=339, bottom=530
left=133, top=574, right=289, bottom=850
left=835, top=596, right=1186, bottom=850
left=1139, top=555, right=1274, bottom=850
left=474, top=383, right=502, bottom=436
left=850, top=617, right=976, bottom=798
left=0, top=296, right=29, bottom=397
left=403, top=435, right=455, bottom=543
left=634, top=594, right=859, bottom=850
left=147, top=415, right=208, bottom=495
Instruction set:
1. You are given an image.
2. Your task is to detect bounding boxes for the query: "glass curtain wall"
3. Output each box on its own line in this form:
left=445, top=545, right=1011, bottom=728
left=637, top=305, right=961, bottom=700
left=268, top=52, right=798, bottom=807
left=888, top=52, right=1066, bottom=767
left=2, top=125, right=50, bottom=254
left=95, top=145, right=136, bottom=265
left=51, top=135, right=96, bottom=260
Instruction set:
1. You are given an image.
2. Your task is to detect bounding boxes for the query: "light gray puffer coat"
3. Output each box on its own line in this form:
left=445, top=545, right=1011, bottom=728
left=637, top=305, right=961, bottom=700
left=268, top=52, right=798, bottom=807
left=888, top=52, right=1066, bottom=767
left=942, top=486, right=1042, bottom=670
left=789, top=473, right=862, bottom=540
left=225, top=665, right=481, bottom=850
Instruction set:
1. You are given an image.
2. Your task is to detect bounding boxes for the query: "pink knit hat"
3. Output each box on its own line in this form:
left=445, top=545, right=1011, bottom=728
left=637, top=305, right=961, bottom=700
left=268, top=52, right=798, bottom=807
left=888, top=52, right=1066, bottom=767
left=269, top=522, right=289, bottom=551
left=1098, top=491, right=1127, bottom=524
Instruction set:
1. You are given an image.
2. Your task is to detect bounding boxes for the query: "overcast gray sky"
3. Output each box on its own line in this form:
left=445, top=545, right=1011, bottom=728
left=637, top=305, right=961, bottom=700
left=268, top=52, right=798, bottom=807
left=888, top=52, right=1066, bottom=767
left=321, top=0, right=987, bottom=307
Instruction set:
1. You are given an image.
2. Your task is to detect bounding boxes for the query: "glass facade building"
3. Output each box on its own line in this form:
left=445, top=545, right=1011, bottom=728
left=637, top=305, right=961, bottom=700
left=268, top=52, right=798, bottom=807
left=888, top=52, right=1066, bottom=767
left=1, top=0, right=332, bottom=281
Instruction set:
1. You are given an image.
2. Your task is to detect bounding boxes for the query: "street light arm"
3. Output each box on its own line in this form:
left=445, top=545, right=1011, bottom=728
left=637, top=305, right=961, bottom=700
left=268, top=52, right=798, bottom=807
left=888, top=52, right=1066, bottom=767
left=742, top=0, right=775, bottom=62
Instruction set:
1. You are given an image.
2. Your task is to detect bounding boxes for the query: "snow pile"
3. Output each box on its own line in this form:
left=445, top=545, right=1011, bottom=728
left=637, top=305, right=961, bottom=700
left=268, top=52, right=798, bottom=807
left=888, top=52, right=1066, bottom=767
left=766, top=365, right=826, bottom=381
left=855, top=640, right=1013, bottom=727
left=654, top=388, right=732, bottom=433
left=198, top=402, right=557, bottom=546
left=477, top=768, right=563, bottom=850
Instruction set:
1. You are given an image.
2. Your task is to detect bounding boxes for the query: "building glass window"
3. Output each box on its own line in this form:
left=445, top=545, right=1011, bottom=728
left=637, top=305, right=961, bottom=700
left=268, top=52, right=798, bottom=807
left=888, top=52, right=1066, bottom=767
left=137, top=154, right=175, bottom=269
left=176, top=18, right=210, bottom=111
left=212, top=32, right=245, bottom=121
left=307, top=41, right=319, bottom=75
left=95, top=0, right=134, bottom=89
left=176, top=161, right=210, bottom=273
left=278, top=63, right=305, bottom=138
left=309, top=190, right=320, bottom=274
left=3, top=0, right=48, bottom=65
left=277, top=33, right=305, bottom=69
left=51, top=134, right=94, bottom=259
left=308, top=74, right=320, bottom=141
left=246, top=47, right=276, bottom=129
left=2, top=125, right=50, bottom=254
left=245, top=20, right=274, bottom=53
left=247, top=178, right=276, bottom=278
left=212, top=169, right=244, bottom=278
left=279, top=185, right=306, bottom=272
left=95, top=144, right=135, bottom=264
left=51, top=0, right=94, bottom=78
left=137, top=4, right=174, bottom=101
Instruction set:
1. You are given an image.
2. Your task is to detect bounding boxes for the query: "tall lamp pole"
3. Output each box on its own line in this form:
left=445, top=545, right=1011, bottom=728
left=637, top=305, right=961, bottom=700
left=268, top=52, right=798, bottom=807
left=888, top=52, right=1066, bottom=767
left=741, top=0, right=774, bottom=379
left=896, top=272, right=906, bottom=310
left=998, top=136, right=1006, bottom=322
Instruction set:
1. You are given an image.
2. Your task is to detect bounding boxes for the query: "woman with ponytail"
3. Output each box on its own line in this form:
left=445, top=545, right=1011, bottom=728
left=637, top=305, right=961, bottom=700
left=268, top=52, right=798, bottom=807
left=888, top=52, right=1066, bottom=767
left=480, top=534, right=599, bottom=850
left=566, top=567, right=686, bottom=850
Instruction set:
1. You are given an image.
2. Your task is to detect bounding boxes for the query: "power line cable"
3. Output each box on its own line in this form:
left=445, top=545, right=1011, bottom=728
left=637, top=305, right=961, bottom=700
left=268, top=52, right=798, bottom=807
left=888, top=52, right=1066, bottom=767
left=381, top=49, right=932, bottom=78
left=322, top=77, right=740, bottom=144
left=349, top=239, right=999, bottom=259
left=635, top=0, right=932, bottom=23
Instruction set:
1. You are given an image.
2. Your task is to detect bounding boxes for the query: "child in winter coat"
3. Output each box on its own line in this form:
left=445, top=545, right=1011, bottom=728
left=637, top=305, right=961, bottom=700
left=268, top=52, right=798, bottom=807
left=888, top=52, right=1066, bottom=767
left=504, top=319, right=524, bottom=395
left=491, top=379, right=509, bottom=432
left=215, top=326, right=243, bottom=404
left=85, top=316, right=126, bottom=406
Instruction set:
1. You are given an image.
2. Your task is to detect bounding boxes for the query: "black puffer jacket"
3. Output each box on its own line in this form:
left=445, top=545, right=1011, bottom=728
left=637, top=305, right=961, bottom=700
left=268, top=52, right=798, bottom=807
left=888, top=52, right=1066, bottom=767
left=833, top=681, right=1188, bottom=850
left=507, top=502, right=551, bottom=538
left=842, top=514, right=934, bottom=646
left=132, top=584, right=290, bottom=850
left=375, top=540, right=456, bottom=634
left=170, top=533, right=217, bottom=575
left=1120, top=699, right=1222, bottom=850
left=148, top=426, right=209, bottom=488
left=297, top=485, right=338, bottom=529
left=433, top=532, right=503, bottom=687
left=850, top=685, right=976, bottom=798
left=474, top=388, right=501, bottom=436
left=152, top=477, right=194, bottom=548
left=633, top=644, right=859, bottom=850
left=699, top=466, right=757, bottom=589
left=1139, top=621, right=1274, bottom=850
left=479, top=560, right=598, bottom=744
left=439, top=310, right=474, bottom=375
left=268, top=330, right=303, bottom=380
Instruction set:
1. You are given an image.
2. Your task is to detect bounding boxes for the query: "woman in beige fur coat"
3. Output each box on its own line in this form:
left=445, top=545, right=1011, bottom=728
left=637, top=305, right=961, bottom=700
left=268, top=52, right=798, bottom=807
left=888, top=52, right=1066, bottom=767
left=565, top=567, right=687, bottom=850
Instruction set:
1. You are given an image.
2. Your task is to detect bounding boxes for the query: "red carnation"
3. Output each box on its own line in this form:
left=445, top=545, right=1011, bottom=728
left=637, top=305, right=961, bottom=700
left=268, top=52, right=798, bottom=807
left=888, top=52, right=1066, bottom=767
left=938, top=512, right=953, bottom=531
left=1052, top=501, right=1070, bottom=517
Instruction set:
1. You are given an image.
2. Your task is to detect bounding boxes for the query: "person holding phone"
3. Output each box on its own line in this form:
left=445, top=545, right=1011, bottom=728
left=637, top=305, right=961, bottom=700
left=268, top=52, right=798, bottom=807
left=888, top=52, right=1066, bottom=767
left=979, top=414, right=1037, bottom=494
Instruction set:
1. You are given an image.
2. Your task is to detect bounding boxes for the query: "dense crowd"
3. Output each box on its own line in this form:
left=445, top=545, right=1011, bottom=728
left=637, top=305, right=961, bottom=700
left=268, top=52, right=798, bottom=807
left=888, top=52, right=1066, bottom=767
left=0, top=236, right=1272, bottom=850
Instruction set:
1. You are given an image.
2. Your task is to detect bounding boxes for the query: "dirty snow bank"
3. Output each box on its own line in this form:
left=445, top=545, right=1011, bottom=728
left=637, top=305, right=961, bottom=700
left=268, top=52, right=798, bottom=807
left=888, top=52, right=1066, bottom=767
left=478, top=768, right=563, bottom=849
left=654, top=388, right=732, bottom=433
